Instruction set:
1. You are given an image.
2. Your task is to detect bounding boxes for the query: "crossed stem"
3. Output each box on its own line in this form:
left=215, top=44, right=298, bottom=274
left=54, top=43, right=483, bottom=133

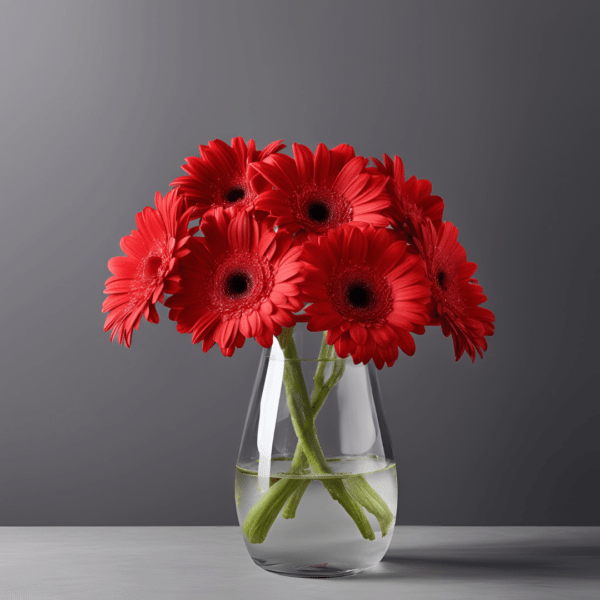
left=242, top=330, right=394, bottom=544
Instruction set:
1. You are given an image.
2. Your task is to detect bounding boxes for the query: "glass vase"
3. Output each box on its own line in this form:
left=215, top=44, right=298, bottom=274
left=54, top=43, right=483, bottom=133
left=235, top=322, right=397, bottom=578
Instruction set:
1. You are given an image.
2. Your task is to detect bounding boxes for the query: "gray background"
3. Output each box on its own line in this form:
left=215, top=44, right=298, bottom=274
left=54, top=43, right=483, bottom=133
left=1, top=0, right=598, bottom=526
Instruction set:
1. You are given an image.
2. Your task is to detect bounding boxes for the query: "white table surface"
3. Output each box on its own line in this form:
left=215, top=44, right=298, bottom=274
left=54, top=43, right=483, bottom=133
left=0, top=526, right=598, bottom=600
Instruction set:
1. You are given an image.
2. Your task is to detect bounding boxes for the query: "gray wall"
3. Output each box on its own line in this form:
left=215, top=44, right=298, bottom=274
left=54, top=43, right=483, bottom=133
left=1, top=0, right=598, bottom=525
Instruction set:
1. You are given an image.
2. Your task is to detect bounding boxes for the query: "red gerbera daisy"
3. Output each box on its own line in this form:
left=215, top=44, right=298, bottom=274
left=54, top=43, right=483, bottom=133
left=170, top=137, right=286, bottom=220
left=102, top=189, right=193, bottom=347
left=165, top=208, right=305, bottom=356
left=253, top=143, right=391, bottom=244
left=300, top=224, right=431, bottom=369
left=417, top=219, right=495, bottom=361
left=370, top=154, right=444, bottom=240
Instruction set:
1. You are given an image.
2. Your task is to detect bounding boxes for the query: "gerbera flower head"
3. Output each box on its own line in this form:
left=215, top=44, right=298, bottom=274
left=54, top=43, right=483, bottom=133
left=417, top=219, right=495, bottom=362
left=165, top=207, right=305, bottom=356
left=370, top=153, right=444, bottom=241
left=253, top=143, right=391, bottom=244
left=170, top=137, right=286, bottom=220
left=300, top=223, right=431, bottom=369
left=102, top=189, right=193, bottom=347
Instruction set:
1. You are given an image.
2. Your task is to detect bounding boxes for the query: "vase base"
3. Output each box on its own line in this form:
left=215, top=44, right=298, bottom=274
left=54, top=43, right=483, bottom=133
left=254, top=558, right=375, bottom=578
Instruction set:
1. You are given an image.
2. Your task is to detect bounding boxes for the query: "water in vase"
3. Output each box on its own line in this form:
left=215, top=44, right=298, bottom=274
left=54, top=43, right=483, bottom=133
left=235, top=455, right=397, bottom=577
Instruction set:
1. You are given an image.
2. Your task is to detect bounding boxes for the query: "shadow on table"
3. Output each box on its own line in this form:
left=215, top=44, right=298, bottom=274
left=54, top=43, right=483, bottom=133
left=351, top=541, right=600, bottom=581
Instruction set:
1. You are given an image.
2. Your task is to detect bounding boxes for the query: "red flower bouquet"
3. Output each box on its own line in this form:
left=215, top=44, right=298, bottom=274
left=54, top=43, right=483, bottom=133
left=102, top=138, right=495, bottom=576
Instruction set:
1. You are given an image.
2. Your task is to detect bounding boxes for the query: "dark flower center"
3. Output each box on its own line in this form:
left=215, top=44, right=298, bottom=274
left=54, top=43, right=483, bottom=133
left=437, top=271, right=445, bottom=289
left=225, top=272, right=250, bottom=297
left=294, top=186, right=352, bottom=234
left=226, top=187, right=245, bottom=204
left=330, top=266, right=393, bottom=325
left=144, top=256, right=162, bottom=279
left=212, top=252, right=274, bottom=316
left=307, top=201, right=330, bottom=223
left=347, top=284, right=370, bottom=308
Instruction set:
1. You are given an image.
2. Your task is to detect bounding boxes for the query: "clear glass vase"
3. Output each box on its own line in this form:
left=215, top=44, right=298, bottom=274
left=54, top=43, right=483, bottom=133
left=235, top=322, right=397, bottom=578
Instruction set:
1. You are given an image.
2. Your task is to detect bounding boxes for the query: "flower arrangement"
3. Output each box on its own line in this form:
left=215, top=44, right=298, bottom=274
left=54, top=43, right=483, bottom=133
left=102, top=137, right=495, bottom=546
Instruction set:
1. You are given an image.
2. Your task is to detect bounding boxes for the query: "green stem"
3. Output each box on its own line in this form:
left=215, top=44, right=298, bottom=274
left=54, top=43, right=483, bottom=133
left=282, top=340, right=345, bottom=518
left=312, top=352, right=346, bottom=415
left=276, top=334, right=376, bottom=540
left=242, top=477, right=304, bottom=543
left=345, top=476, right=394, bottom=537
left=281, top=479, right=310, bottom=519
left=312, top=332, right=331, bottom=390
left=280, top=336, right=331, bottom=474
left=282, top=334, right=337, bottom=488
